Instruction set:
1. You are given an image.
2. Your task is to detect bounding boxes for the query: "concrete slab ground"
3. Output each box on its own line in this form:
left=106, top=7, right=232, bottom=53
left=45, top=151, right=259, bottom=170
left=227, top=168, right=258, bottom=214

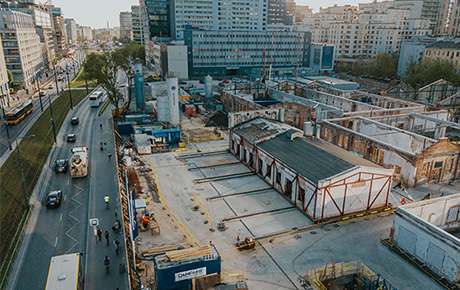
left=140, top=142, right=445, bottom=290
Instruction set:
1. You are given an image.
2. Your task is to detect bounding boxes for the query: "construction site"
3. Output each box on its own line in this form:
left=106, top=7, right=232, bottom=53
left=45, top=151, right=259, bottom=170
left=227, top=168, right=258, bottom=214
left=112, top=66, right=460, bottom=290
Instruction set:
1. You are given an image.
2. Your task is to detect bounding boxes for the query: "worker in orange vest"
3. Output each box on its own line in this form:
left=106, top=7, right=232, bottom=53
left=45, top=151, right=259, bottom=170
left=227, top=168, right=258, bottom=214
left=401, top=197, right=406, bottom=205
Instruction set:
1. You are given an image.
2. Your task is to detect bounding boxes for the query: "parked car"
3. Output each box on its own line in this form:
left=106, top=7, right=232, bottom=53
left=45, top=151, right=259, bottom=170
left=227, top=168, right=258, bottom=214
left=45, top=190, right=63, bottom=208
left=71, top=117, right=79, bottom=125
left=66, top=134, right=76, bottom=143
left=223, top=80, right=230, bottom=84
left=54, top=159, right=68, bottom=173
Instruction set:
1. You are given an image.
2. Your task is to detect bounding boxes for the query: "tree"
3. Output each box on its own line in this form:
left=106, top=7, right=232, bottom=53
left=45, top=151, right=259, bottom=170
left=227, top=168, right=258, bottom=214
left=96, top=53, right=123, bottom=118
left=367, top=52, right=398, bottom=80
left=7, top=69, right=13, bottom=84
left=335, top=61, right=350, bottom=73
left=404, top=59, right=460, bottom=87
left=83, top=53, right=105, bottom=81
left=352, top=56, right=368, bottom=76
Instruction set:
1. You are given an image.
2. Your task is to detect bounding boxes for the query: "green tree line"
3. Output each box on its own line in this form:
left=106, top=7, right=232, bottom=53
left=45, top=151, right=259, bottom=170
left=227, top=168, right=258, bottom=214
left=83, top=41, right=145, bottom=116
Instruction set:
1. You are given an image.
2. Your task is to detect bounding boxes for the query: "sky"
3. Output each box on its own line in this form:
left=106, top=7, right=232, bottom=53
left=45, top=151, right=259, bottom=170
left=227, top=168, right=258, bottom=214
left=51, top=0, right=364, bottom=29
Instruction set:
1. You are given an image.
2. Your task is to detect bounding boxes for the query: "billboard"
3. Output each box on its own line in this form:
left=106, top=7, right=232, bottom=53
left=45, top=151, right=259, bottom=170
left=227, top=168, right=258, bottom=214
left=321, top=46, right=334, bottom=70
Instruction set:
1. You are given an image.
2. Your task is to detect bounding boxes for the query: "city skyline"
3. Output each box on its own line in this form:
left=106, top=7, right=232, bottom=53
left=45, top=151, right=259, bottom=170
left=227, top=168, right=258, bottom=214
left=52, top=0, right=363, bottom=28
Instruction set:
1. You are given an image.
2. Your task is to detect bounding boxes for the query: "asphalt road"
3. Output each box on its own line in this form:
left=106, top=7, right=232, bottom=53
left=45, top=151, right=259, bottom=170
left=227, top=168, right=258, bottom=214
left=0, top=53, right=84, bottom=161
left=10, top=73, right=128, bottom=289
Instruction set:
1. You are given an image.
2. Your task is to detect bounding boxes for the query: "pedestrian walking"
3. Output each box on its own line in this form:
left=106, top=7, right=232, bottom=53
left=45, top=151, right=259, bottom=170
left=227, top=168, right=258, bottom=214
left=108, top=152, right=112, bottom=160
left=113, top=235, right=120, bottom=255
left=100, top=121, right=103, bottom=128
left=105, top=230, right=110, bottom=246
left=97, top=227, right=102, bottom=241
left=103, top=141, right=107, bottom=150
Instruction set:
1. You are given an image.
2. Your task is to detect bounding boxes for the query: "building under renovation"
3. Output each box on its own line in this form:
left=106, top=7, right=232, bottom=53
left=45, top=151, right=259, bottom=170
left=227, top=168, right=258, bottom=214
left=320, top=116, right=460, bottom=187
left=389, top=194, right=460, bottom=286
left=229, top=117, right=394, bottom=222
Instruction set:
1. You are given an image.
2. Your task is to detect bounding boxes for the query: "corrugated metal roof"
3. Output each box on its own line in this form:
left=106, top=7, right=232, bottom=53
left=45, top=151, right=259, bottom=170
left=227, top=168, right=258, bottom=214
left=258, top=133, right=356, bottom=183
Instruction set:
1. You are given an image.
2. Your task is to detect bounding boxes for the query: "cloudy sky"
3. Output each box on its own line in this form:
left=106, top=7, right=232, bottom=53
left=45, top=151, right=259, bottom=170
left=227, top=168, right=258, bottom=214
left=52, top=0, right=364, bottom=29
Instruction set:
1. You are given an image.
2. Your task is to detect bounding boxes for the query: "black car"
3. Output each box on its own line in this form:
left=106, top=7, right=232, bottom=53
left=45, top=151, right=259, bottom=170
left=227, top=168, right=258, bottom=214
left=45, top=190, right=63, bottom=208
left=66, top=134, right=76, bottom=143
left=54, top=159, right=68, bottom=173
left=71, top=117, right=79, bottom=125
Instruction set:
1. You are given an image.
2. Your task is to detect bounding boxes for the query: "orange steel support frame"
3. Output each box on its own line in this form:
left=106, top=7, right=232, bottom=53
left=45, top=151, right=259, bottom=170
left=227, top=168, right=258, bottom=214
left=228, top=129, right=394, bottom=222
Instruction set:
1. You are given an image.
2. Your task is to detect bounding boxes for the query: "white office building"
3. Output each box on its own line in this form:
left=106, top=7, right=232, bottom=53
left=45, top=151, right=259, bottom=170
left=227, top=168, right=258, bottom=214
left=0, top=9, right=43, bottom=90
left=0, top=40, right=10, bottom=107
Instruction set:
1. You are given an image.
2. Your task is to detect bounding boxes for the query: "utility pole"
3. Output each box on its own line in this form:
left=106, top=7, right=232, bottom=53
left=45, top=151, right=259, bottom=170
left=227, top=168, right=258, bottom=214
left=48, top=93, right=56, bottom=142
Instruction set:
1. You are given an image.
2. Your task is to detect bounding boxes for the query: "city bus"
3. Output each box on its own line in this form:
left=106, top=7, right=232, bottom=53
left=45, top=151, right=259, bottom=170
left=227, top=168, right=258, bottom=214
left=4, top=101, right=34, bottom=125
left=45, top=253, right=83, bottom=290
left=88, top=90, right=103, bottom=107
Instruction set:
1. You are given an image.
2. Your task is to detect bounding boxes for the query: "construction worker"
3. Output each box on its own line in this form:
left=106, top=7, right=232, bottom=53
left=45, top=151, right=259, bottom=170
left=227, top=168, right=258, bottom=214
left=401, top=197, right=406, bottom=205
left=142, top=216, right=149, bottom=228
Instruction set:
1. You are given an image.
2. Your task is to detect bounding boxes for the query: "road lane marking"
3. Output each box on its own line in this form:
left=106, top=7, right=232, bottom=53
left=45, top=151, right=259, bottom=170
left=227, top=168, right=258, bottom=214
left=67, top=180, right=70, bottom=185
left=54, top=236, right=58, bottom=247
left=64, top=184, right=83, bottom=254
left=60, top=213, right=63, bottom=222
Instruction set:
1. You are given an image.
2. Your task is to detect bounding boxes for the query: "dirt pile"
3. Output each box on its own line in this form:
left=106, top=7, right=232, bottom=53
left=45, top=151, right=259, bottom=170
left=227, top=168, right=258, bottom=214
left=205, top=111, right=228, bottom=128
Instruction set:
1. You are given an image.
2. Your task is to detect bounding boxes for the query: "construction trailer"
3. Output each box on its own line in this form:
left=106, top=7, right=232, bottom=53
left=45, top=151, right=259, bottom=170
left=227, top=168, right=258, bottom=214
left=390, top=194, right=460, bottom=286
left=154, top=246, right=221, bottom=290
left=229, top=117, right=394, bottom=222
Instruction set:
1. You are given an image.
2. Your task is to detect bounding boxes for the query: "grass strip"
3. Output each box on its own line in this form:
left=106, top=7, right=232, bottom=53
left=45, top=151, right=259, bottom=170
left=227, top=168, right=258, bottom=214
left=0, top=83, right=89, bottom=288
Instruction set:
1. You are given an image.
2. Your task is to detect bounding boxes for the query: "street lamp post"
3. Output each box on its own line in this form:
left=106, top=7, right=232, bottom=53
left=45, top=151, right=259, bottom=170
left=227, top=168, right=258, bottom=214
left=66, top=70, right=73, bottom=110
left=48, top=93, right=56, bottom=142
left=16, top=134, right=35, bottom=211
left=0, top=101, right=12, bottom=150
left=35, top=73, right=43, bottom=112
left=53, top=62, right=60, bottom=95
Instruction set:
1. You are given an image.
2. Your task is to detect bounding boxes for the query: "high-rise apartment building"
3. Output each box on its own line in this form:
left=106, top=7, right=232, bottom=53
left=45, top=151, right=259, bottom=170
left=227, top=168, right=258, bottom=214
left=119, top=11, right=132, bottom=41
left=268, top=0, right=293, bottom=26
left=131, top=5, right=143, bottom=44
left=421, top=0, right=445, bottom=34
left=304, top=1, right=431, bottom=59
left=49, top=6, right=67, bottom=55
left=437, top=0, right=460, bottom=36
left=65, top=18, right=77, bottom=43
left=0, top=9, right=43, bottom=90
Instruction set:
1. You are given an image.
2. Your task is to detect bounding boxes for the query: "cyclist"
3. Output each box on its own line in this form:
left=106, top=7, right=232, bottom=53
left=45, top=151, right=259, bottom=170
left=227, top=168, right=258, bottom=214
left=104, top=256, right=110, bottom=273
left=104, top=195, right=110, bottom=208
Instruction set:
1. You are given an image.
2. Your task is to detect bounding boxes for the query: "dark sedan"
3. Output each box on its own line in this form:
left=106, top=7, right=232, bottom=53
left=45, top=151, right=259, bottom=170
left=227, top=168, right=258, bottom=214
left=66, top=134, right=76, bottom=143
left=45, top=190, right=63, bottom=208
left=71, top=117, right=79, bottom=125
left=54, top=159, right=68, bottom=173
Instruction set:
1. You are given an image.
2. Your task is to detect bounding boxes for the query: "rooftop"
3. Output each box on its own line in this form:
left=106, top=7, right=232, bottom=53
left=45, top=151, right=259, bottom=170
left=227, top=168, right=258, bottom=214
left=258, top=130, right=379, bottom=183
left=426, top=40, right=460, bottom=50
